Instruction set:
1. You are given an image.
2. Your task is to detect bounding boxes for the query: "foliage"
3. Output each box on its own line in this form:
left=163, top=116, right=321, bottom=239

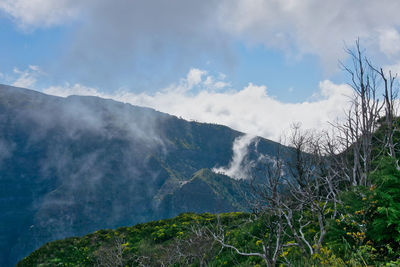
left=19, top=207, right=400, bottom=266
left=17, top=137, right=400, bottom=266
left=325, top=157, right=400, bottom=265
left=10, top=82, right=400, bottom=266
left=17, top=212, right=255, bottom=267
left=369, top=158, right=400, bottom=246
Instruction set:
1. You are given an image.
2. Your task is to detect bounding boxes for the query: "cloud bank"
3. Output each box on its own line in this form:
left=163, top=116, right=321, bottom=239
left=39, top=68, right=353, bottom=141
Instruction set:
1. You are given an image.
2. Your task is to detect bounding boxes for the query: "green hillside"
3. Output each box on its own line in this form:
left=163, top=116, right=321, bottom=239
left=17, top=212, right=254, bottom=267
left=0, top=84, right=286, bottom=266
left=18, top=156, right=400, bottom=266
left=6, top=81, right=400, bottom=266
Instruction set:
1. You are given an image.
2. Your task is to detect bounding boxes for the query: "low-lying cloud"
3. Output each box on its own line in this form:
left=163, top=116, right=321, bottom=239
left=213, top=134, right=256, bottom=180
left=38, top=68, right=353, bottom=141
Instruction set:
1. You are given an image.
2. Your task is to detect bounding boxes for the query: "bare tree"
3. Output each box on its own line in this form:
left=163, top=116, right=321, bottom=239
left=211, top=214, right=278, bottom=267
left=210, top=40, right=398, bottom=266
left=128, top=222, right=218, bottom=267
left=94, top=237, right=132, bottom=267
left=159, top=224, right=218, bottom=267
left=338, top=40, right=384, bottom=186
left=368, top=64, right=399, bottom=160
left=280, top=126, right=343, bottom=255
left=210, top=145, right=291, bottom=267
left=211, top=125, right=342, bottom=266
left=178, top=225, right=218, bottom=266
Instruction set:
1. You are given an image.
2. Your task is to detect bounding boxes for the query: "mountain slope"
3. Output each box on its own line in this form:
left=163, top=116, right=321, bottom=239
left=0, top=84, right=285, bottom=266
left=17, top=212, right=254, bottom=267
left=158, top=169, right=250, bottom=218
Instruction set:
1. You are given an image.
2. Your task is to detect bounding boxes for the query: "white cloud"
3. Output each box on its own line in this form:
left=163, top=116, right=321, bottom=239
left=378, top=28, right=400, bottom=58
left=213, top=134, right=256, bottom=180
left=186, top=68, right=207, bottom=90
left=42, top=84, right=107, bottom=99
left=0, top=0, right=82, bottom=29
left=11, top=65, right=43, bottom=88
left=41, top=68, right=353, bottom=141
left=43, top=83, right=102, bottom=98
left=219, top=0, right=400, bottom=70
left=3, top=0, right=400, bottom=72
left=384, top=62, right=400, bottom=77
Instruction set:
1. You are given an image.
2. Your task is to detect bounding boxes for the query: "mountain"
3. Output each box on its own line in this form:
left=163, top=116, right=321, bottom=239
left=0, top=84, right=286, bottom=266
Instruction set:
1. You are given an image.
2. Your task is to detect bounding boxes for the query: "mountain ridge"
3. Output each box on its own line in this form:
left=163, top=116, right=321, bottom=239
left=0, top=84, right=285, bottom=266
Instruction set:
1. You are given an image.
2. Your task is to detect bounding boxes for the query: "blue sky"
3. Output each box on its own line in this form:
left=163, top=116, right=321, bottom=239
left=0, top=13, right=324, bottom=102
left=1, top=0, right=400, bottom=140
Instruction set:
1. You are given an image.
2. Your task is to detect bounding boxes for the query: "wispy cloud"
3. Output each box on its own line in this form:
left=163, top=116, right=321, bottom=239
left=213, top=134, right=256, bottom=180
left=2, top=0, right=400, bottom=73
left=219, top=0, right=400, bottom=70
left=11, top=65, right=43, bottom=88
left=0, top=0, right=82, bottom=29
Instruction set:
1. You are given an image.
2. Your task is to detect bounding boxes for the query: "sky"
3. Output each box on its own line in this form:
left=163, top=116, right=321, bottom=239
left=1, top=0, right=400, bottom=141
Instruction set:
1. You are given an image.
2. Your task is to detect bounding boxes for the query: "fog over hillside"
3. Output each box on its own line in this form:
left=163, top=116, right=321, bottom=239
left=0, top=84, right=291, bottom=266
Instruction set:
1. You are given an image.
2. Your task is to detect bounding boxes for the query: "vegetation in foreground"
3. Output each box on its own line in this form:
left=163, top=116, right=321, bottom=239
left=17, top=157, right=400, bottom=266
left=18, top=212, right=262, bottom=267
left=18, top=42, right=400, bottom=266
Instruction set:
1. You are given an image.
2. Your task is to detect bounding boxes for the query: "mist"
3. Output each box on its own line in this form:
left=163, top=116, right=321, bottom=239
left=0, top=85, right=174, bottom=265
left=2, top=84, right=272, bottom=266
left=213, top=134, right=256, bottom=180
